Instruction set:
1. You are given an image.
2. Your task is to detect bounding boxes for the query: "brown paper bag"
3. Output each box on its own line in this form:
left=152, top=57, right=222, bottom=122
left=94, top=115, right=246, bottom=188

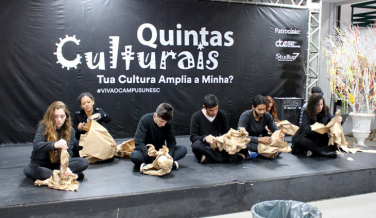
left=82, top=120, right=91, bottom=132
left=115, top=139, right=135, bottom=158
left=276, top=120, right=299, bottom=136
left=257, top=130, right=291, bottom=159
left=79, top=120, right=116, bottom=163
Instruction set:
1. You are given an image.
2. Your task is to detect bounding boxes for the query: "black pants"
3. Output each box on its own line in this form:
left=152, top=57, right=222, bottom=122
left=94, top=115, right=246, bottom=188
left=72, top=138, right=82, bottom=157
left=130, top=145, right=187, bottom=165
left=24, top=157, right=89, bottom=180
left=245, top=142, right=258, bottom=152
left=191, top=140, right=243, bottom=163
left=293, top=137, right=336, bottom=155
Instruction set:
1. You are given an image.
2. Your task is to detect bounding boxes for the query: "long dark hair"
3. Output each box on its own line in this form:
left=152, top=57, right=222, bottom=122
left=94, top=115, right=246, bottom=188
left=306, top=93, right=329, bottom=121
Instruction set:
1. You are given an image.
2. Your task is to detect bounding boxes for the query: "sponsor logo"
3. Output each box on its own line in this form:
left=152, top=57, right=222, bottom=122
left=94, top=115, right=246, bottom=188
left=275, top=39, right=301, bottom=48
left=275, top=53, right=300, bottom=61
left=275, top=28, right=301, bottom=35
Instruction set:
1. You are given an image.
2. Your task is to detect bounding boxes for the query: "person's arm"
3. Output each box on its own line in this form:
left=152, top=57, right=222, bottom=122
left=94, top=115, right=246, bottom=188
left=238, top=111, right=259, bottom=143
left=67, top=128, right=75, bottom=157
left=221, top=111, right=230, bottom=134
left=94, top=108, right=111, bottom=123
left=33, top=124, right=56, bottom=152
left=190, top=113, right=205, bottom=143
left=73, top=112, right=86, bottom=136
left=299, top=103, right=307, bottom=127
left=165, top=122, right=177, bottom=156
left=134, top=118, right=149, bottom=157
left=266, top=113, right=279, bottom=133
left=301, top=110, right=314, bottom=136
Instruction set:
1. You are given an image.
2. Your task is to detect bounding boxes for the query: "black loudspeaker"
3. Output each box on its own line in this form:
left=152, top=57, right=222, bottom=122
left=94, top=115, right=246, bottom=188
left=273, top=97, right=304, bottom=126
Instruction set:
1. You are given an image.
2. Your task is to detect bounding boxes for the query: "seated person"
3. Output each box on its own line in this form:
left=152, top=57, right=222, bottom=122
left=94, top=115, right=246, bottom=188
left=264, top=96, right=279, bottom=135
left=72, top=92, right=111, bottom=157
left=265, top=96, right=279, bottom=122
left=24, top=101, right=89, bottom=181
left=299, top=86, right=323, bottom=126
left=130, top=103, right=187, bottom=171
left=191, top=94, right=245, bottom=164
left=238, top=95, right=279, bottom=158
left=292, top=93, right=341, bottom=158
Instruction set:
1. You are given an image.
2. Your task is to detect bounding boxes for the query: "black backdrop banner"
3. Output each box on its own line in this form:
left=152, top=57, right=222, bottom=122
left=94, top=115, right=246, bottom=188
left=0, top=0, right=309, bottom=144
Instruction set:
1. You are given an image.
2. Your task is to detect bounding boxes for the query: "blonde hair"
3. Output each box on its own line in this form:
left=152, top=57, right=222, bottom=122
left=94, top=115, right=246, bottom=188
left=41, top=101, right=71, bottom=163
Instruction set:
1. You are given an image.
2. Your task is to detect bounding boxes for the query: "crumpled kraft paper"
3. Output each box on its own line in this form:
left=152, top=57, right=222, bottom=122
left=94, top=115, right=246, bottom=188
left=276, top=120, right=299, bottom=136
left=34, top=149, right=79, bottom=191
left=210, top=127, right=250, bottom=155
left=257, top=130, right=291, bottom=159
left=141, top=145, right=173, bottom=176
left=115, top=139, right=135, bottom=158
left=311, top=110, right=347, bottom=149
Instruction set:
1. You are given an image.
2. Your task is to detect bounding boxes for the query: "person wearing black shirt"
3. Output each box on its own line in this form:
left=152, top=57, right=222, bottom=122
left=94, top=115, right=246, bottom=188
left=130, top=103, right=187, bottom=171
left=72, top=92, right=111, bottom=157
left=191, top=94, right=245, bottom=164
left=292, top=93, right=341, bottom=158
left=24, top=101, right=88, bottom=181
left=238, top=95, right=280, bottom=158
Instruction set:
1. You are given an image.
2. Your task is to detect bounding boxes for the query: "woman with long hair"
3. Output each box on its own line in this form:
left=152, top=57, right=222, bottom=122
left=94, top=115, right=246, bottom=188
left=24, top=101, right=89, bottom=180
left=292, top=93, right=342, bottom=158
left=72, top=92, right=111, bottom=157
left=265, top=96, right=279, bottom=122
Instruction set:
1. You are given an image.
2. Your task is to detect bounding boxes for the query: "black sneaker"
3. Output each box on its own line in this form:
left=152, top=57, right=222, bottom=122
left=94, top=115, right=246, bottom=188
left=236, top=153, right=246, bottom=161
left=76, top=172, right=85, bottom=181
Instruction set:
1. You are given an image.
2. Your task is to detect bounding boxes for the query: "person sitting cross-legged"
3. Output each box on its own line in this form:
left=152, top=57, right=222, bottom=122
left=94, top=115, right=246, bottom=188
left=238, top=95, right=280, bottom=159
left=191, top=94, right=246, bottom=164
left=130, top=103, right=187, bottom=172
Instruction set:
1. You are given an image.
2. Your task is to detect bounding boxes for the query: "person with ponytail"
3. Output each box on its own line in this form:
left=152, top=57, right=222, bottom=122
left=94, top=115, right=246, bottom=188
left=24, top=101, right=89, bottom=181
left=238, top=95, right=280, bottom=158
left=72, top=92, right=111, bottom=157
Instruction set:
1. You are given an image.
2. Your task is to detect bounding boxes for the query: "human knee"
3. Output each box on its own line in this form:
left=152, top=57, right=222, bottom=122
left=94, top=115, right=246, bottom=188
left=130, top=150, right=145, bottom=165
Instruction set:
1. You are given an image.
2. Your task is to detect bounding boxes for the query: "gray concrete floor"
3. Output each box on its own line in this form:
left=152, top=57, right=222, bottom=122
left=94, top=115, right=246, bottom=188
left=205, top=192, right=376, bottom=218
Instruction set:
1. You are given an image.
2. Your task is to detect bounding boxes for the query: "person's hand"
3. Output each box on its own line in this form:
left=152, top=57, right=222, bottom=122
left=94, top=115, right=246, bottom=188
left=265, top=126, right=272, bottom=135
left=335, top=116, right=342, bottom=123
left=62, top=167, right=72, bottom=176
left=78, top=122, right=84, bottom=130
left=89, top=114, right=100, bottom=120
left=204, top=135, right=216, bottom=144
left=54, top=139, right=68, bottom=150
left=259, top=137, right=272, bottom=144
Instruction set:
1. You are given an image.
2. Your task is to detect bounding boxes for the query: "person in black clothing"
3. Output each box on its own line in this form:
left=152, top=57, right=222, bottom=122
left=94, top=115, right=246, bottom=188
left=292, top=93, right=341, bottom=158
left=130, top=103, right=187, bottom=171
left=72, top=92, right=111, bottom=157
left=191, top=94, right=245, bottom=164
left=24, top=101, right=89, bottom=181
left=238, top=95, right=280, bottom=158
